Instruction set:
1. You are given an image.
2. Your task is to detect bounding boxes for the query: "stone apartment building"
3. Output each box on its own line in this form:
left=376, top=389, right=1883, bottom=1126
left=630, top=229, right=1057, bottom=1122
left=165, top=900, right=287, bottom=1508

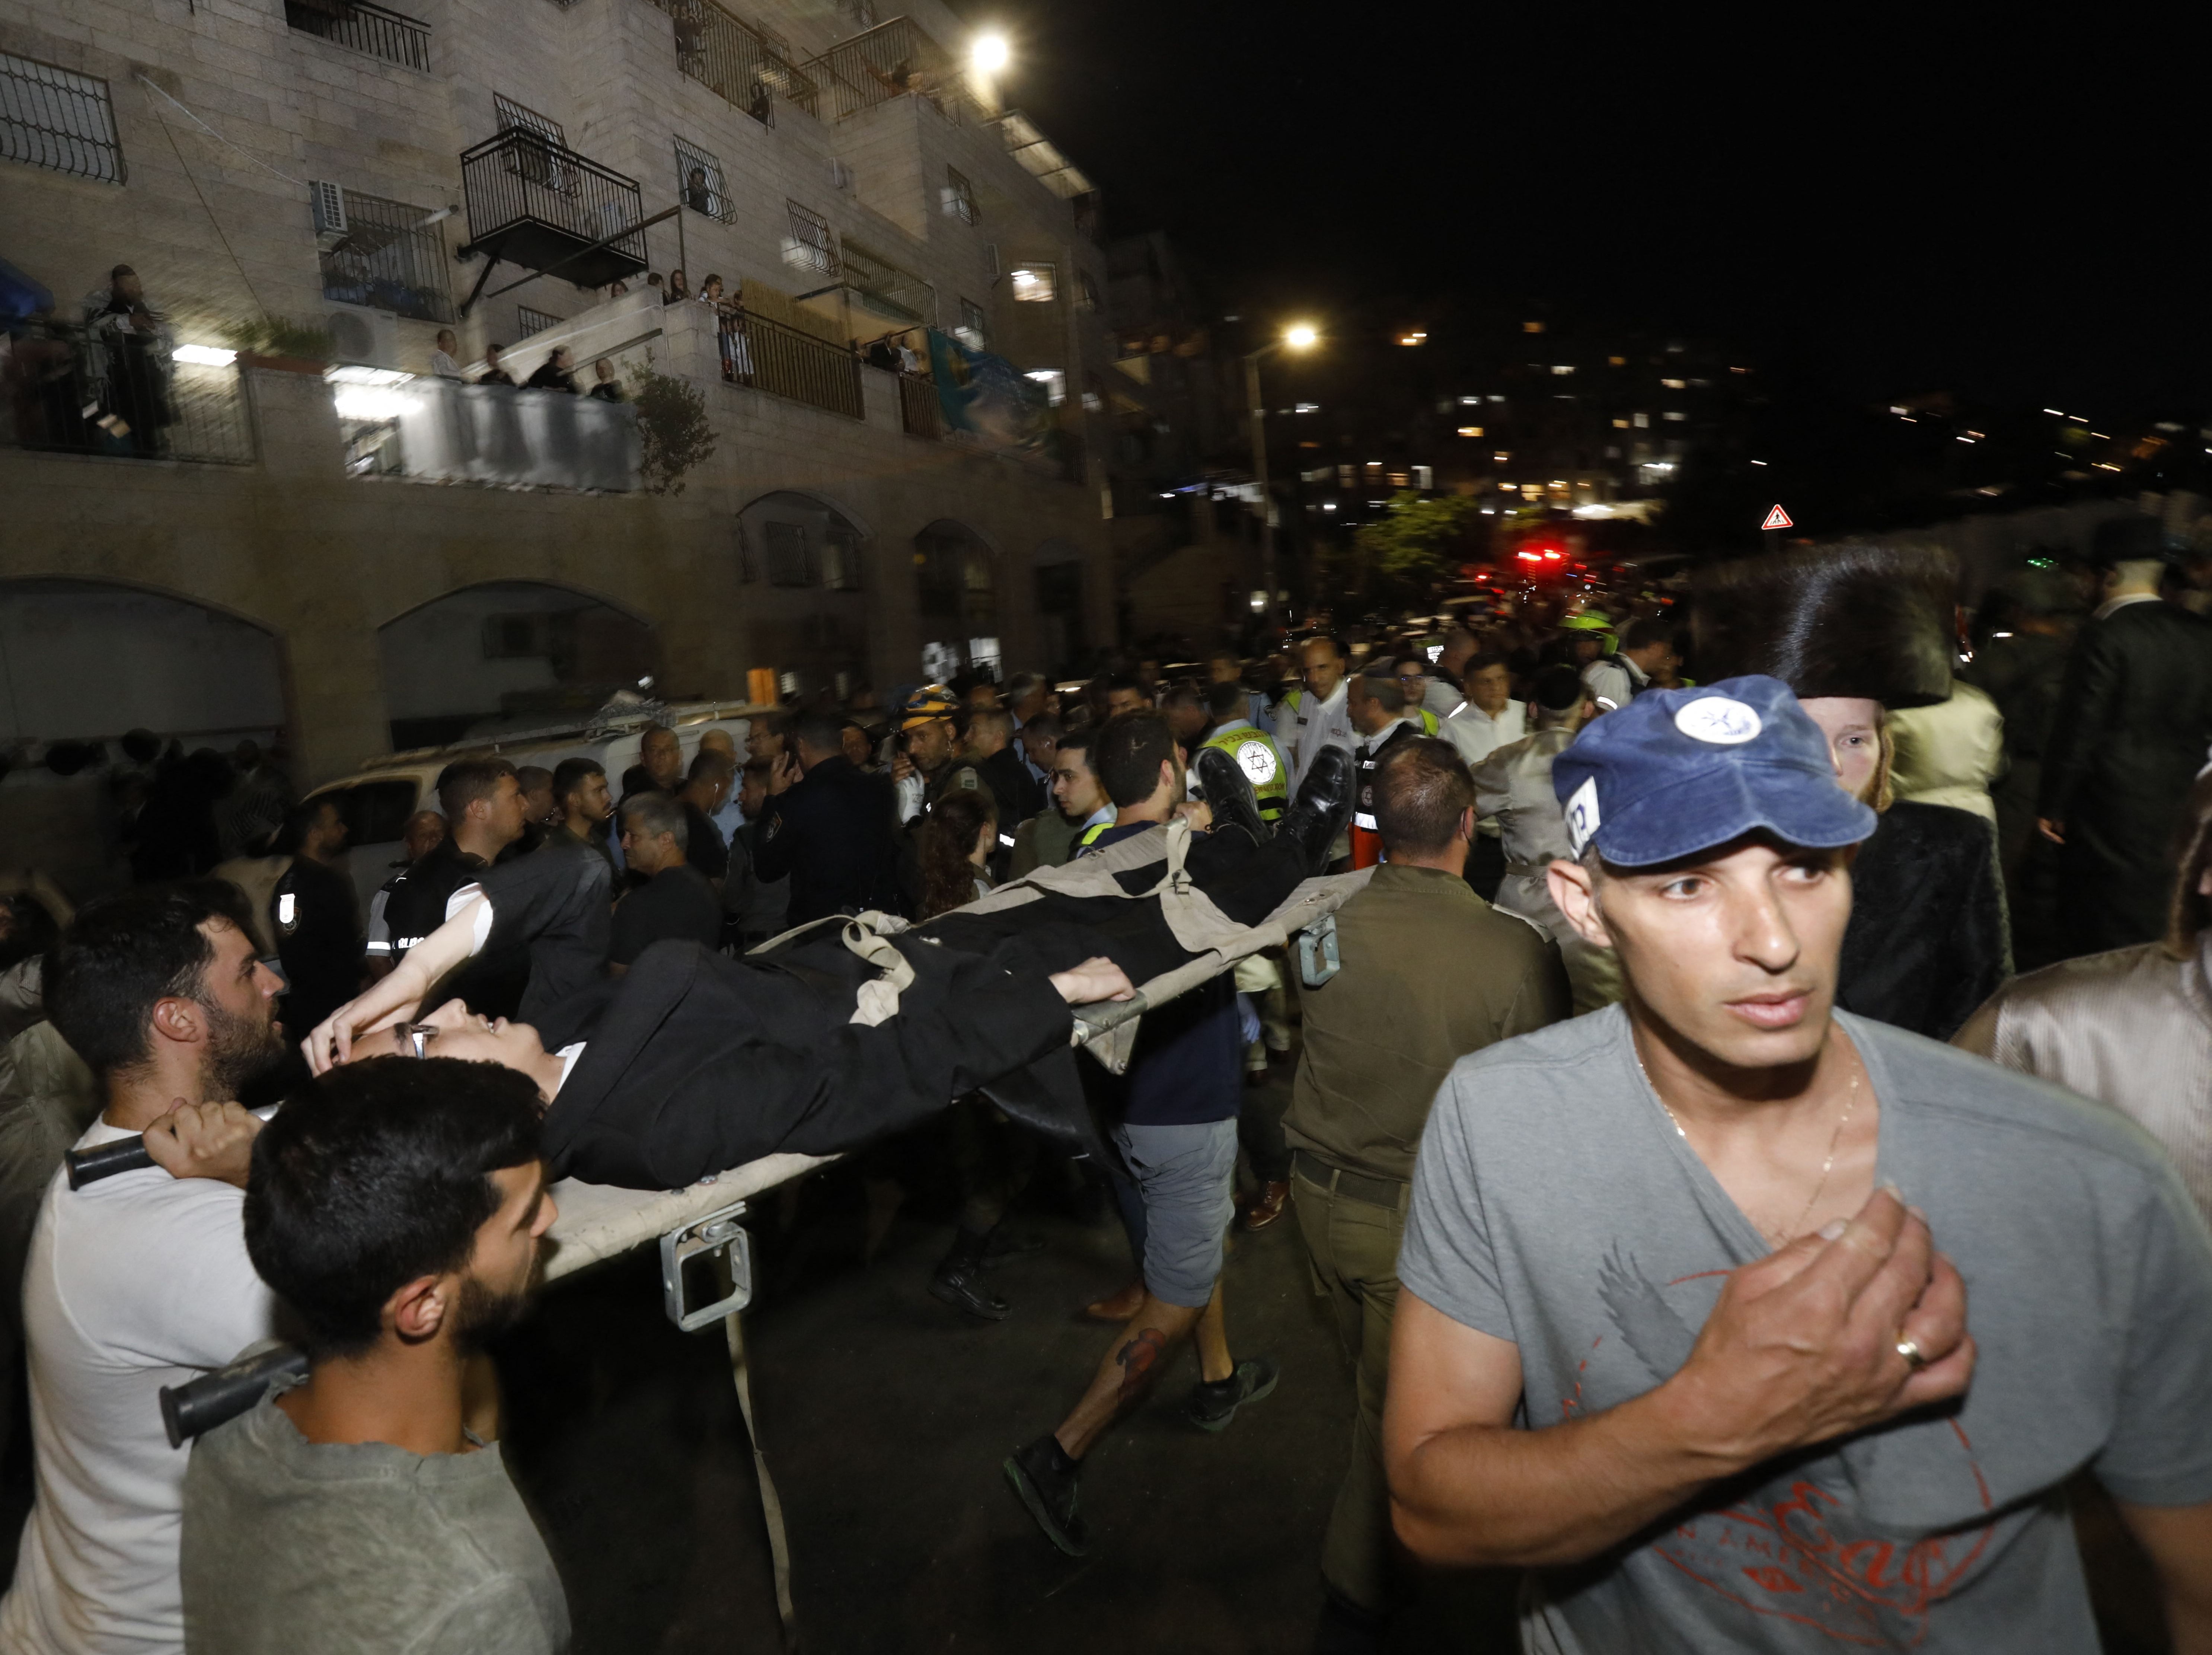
left=0, top=0, right=1120, bottom=781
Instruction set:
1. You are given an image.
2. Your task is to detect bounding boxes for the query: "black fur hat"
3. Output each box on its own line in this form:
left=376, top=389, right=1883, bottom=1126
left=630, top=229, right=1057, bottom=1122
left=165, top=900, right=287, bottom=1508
left=1692, top=543, right=1957, bottom=710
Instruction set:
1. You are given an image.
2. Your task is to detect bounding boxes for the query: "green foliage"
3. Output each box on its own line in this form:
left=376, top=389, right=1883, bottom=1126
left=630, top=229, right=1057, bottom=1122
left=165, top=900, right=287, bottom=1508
left=1345, top=490, right=1484, bottom=599
left=220, top=316, right=334, bottom=360
left=629, top=365, right=716, bottom=495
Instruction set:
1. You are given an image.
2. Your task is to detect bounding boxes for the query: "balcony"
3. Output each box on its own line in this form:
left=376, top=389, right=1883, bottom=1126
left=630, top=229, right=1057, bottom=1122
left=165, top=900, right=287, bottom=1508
left=2, top=318, right=252, bottom=465
left=714, top=306, right=864, bottom=420
left=648, top=0, right=820, bottom=122
left=283, top=0, right=431, bottom=71
left=458, top=131, right=648, bottom=297
left=333, top=371, right=639, bottom=491
left=803, top=17, right=961, bottom=124
left=897, top=371, right=941, bottom=438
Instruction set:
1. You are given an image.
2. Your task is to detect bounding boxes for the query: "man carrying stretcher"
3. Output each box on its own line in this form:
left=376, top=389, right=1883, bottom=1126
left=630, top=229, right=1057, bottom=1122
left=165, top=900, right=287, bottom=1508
left=303, top=733, right=1356, bottom=1192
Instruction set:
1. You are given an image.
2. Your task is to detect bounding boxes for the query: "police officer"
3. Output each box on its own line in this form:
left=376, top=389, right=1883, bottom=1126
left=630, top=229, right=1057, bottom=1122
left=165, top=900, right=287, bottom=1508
left=753, top=708, right=900, bottom=926
left=1345, top=670, right=1420, bottom=869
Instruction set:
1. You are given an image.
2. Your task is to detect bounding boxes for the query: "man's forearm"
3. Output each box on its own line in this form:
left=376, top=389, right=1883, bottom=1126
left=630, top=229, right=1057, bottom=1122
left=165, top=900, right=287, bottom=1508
left=1393, top=1381, right=1739, bottom=1568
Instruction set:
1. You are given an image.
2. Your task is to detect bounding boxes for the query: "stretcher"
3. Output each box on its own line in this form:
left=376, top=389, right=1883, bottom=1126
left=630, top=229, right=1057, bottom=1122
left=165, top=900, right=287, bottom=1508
left=154, top=854, right=1374, bottom=1644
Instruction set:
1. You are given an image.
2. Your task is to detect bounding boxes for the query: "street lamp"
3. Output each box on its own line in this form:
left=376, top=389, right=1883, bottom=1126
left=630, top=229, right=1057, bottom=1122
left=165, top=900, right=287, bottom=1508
left=1246, top=322, right=1319, bottom=631
left=972, top=32, right=1009, bottom=71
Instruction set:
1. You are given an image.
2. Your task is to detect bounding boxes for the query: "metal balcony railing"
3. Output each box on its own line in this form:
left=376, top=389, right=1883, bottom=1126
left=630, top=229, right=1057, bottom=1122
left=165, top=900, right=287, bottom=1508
left=897, top=371, right=941, bottom=438
left=283, top=0, right=431, bottom=71
left=649, top=0, right=820, bottom=122
left=802, top=16, right=958, bottom=124
left=2, top=319, right=252, bottom=465
left=459, top=131, right=647, bottom=291
left=715, top=306, right=863, bottom=421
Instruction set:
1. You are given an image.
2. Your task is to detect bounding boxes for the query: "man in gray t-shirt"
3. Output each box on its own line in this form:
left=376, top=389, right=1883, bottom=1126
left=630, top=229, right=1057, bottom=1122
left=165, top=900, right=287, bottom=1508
left=1386, top=675, right=2212, bottom=1653
left=181, top=1058, right=568, bottom=1654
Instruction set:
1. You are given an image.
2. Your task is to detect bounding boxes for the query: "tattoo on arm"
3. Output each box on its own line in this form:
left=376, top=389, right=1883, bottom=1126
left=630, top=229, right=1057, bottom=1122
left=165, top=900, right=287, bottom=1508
left=1115, top=1329, right=1169, bottom=1403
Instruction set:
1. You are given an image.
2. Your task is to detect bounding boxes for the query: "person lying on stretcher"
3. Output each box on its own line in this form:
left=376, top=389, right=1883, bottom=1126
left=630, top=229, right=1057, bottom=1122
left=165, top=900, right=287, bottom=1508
left=303, top=734, right=1356, bottom=1191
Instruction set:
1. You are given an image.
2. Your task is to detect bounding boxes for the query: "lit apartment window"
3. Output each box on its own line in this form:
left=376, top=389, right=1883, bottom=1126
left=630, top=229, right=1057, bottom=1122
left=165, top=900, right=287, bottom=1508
left=1010, top=263, right=1056, bottom=303
left=1608, top=355, right=1625, bottom=366
left=942, top=166, right=978, bottom=225
left=1522, top=321, right=1544, bottom=334
left=1, top=52, right=124, bottom=183
left=1632, top=412, right=1650, bottom=428
left=782, top=200, right=839, bottom=276
left=1551, top=364, right=1574, bottom=376
left=1336, top=464, right=1353, bottom=487
left=674, top=137, right=730, bottom=222
left=319, top=189, right=455, bottom=322
left=1662, top=377, right=1686, bottom=389
left=955, top=299, right=987, bottom=351
left=1663, top=410, right=1686, bottom=421
left=1027, top=368, right=1065, bottom=406
left=517, top=305, right=559, bottom=336
left=1413, top=465, right=1433, bottom=490
left=1388, top=471, right=1410, bottom=488
left=1611, top=417, right=1631, bottom=429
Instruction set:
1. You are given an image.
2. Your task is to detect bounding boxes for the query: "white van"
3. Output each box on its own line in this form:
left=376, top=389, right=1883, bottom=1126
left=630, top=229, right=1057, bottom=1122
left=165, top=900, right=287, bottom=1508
left=309, top=698, right=772, bottom=913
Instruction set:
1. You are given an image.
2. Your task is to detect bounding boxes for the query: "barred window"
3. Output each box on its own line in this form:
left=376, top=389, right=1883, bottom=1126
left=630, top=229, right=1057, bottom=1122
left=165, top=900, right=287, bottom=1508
left=517, top=305, right=559, bottom=336
left=764, top=522, right=814, bottom=587
left=1, top=52, right=124, bottom=184
left=1009, top=263, right=1055, bottom=303
left=941, top=166, right=977, bottom=225
left=493, top=93, right=567, bottom=192
left=494, top=93, right=563, bottom=143
left=319, top=189, right=455, bottom=323
left=954, top=298, right=987, bottom=352
left=821, top=525, right=863, bottom=591
left=674, top=137, right=730, bottom=223
left=781, top=200, right=838, bottom=277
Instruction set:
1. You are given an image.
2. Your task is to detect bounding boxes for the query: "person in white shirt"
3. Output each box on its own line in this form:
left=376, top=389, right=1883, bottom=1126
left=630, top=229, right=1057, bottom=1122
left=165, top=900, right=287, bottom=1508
left=1283, top=637, right=1358, bottom=800
left=428, top=328, right=463, bottom=380
left=1, top=881, right=282, bottom=1655
left=1579, top=617, right=1679, bottom=713
left=1440, top=654, right=1527, bottom=771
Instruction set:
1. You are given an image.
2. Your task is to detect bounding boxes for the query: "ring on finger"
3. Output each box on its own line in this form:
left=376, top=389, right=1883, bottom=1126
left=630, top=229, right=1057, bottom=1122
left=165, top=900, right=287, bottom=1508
left=1895, top=1334, right=1928, bottom=1371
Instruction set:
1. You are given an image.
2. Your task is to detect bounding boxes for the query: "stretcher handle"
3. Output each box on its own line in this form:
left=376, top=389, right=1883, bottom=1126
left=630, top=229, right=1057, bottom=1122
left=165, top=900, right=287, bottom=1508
left=65, top=1137, right=152, bottom=1189
left=160, top=1345, right=310, bottom=1449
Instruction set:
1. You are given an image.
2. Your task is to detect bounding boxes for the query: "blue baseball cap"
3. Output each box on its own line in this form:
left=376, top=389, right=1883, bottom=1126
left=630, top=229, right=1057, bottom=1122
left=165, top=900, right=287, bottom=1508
left=1552, top=675, right=1877, bottom=868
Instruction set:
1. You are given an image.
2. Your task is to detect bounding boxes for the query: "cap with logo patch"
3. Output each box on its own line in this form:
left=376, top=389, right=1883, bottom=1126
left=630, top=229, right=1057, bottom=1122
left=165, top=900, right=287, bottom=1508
left=1552, top=674, right=1876, bottom=869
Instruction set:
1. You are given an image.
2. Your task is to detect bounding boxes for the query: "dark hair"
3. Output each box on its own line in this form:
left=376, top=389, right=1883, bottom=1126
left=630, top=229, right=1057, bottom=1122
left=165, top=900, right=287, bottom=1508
left=968, top=706, right=1014, bottom=745
left=1301, top=634, right=1349, bottom=661
left=687, top=750, right=735, bottom=786
left=917, top=790, right=998, bottom=920
left=1159, top=683, right=1204, bottom=716
left=1024, top=713, right=1065, bottom=744
left=272, top=795, right=341, bottom=857
left=1094, top=711, right=1177, bottom=808
left=1465, top=651, right=1509, bottom=679
left=740, top=756, right=773, bottom=783
left=1101, top=673, right=1149, bottom=705
left=1373, top=739, right=1474, bottom=855
left=244, top=1057, right=543, bottom=1360
left=1622, top=618, right=1676, bottom=653
left=552, top=756, right=604, bottom=807
left=786, top=711, right=842, bottom=754
left=2166, top=771, right=2212, bottom=959
left=1532, top=663, right=1587, bottom=713
left=1206, top=647, right=1241, bottom=670
left=1204, top=680, right=1247, bottom=719
left=435, top=757, right=517, bottom=820
left=515, top=765, right=554, bottom=795
left=45, top=881, right=254, bottom=1078
left=1353, top=671, right=1405, bottom=713
left=1056, top=727, right=1094, bottom=762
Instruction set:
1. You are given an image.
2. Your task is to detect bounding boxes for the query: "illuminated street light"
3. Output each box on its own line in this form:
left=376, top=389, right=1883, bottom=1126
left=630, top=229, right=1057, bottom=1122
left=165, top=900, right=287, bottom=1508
left=1284, top=322, right=1318, bottom=351
left=1245, top=320, right=1322, bottom=630
left=972, top=33, right=1009, bottom=71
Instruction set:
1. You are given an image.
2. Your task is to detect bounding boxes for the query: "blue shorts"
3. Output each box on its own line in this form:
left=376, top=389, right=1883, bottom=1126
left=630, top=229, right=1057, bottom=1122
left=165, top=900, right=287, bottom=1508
left=1114, top=1117, right=1238, bottom=1309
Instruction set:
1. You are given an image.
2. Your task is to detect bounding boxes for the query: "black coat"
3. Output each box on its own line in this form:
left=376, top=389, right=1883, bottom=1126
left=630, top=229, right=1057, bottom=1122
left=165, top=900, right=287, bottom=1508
left=752, top=755, right=899, bottom=925
left=1836, top=801, right=2008, bottom=1042
left=2038, top=599, right=2212, bottom=952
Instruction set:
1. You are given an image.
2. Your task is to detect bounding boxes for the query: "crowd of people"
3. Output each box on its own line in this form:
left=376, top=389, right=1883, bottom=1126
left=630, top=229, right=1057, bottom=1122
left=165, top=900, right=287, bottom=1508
left=0, top=517, right=2210, bottom=1652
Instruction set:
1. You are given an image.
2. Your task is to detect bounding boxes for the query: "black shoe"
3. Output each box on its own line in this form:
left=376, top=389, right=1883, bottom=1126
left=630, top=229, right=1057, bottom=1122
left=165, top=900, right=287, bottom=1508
left=1188, top=1356, right=1280, bottom=1431
left=1279, top=747, right=1354, bottom=875
left=1004, top=1435, right=1088, bottom=1555
left=1194, top=745, right=1268, bottom=846
left=929, top=1262, right=1009, bottom=1321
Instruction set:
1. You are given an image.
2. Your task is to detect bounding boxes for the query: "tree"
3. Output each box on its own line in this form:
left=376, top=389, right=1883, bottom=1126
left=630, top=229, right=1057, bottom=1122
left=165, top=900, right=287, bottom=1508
left=629, top=365, right=716, bottom=495
left=1348, top=490, right=1484, bottom=602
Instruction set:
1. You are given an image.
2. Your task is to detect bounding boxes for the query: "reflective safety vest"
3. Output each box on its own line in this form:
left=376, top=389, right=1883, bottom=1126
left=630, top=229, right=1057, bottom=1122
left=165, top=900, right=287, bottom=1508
left=1075, top=817, right=1115, bottom=853
left=1201, top=722, right=1289, bottom=820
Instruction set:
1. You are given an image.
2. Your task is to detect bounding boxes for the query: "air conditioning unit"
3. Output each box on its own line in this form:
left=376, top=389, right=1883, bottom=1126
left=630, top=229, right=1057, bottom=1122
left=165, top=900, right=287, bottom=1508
left=324, top=302, right=403, bottom=370
left=310, top=180, right=349, bottom=249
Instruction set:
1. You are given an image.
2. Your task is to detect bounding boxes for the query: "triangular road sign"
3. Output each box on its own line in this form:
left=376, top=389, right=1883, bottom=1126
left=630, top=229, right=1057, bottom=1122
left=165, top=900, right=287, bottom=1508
left=1762, top=504, right=1793, bottom=531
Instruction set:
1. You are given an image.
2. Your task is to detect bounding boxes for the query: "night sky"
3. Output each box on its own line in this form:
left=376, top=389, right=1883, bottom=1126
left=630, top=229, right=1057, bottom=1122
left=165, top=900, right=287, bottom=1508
left=954, top=4, right=2212, bottom=422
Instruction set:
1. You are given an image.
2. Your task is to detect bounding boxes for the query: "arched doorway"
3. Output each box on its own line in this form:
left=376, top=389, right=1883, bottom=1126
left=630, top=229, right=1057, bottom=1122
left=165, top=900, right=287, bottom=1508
left=736, top=492, right=872, bottom=701
left=377, top=582, right=660, bottom=749
left=913, top=520, right=999, bottom=681
left=0, top=578, right=289, bottom=891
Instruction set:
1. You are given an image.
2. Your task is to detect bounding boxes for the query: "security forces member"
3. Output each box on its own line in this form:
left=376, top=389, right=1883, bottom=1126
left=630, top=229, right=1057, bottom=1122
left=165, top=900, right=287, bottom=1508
left=1345, top=670, right=1421, bottom=869
left=1198, top=681, right=1289, bottom=825
left=891, top=685, right=983, bottom=825
left=753, top=708, right=901, bottom=925
left=1281, top=636, right=1359, bottom=798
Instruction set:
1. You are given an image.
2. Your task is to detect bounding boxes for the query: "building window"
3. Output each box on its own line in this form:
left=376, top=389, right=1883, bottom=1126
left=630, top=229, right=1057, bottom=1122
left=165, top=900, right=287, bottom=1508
left=1075, top=270, right=1099, bottom=313
left=517, top=305, right=559, bottom=336
left=1027, top=369, right=1065, bottom=406
left=942, top=166, right=978, bottom=225
left=821, top=525, right=863, bottom=591
left=1, top=52, right=124, bottom=184
left=1663, top=410, right=1686, bottom=422
left=782, top=200, right=838, bottom=275
left=1009, top=263, right=1056, bottom=303
left=284, top=0, right=431, bottom=72
left=319, top=188, right=455, bottom=322
left=1336, top=464, right=1353, bottom=487
left=493, top=93, right=566, bottom=190
left=1632, top=412, right=1650, bottom=428
left=674, top=137, right=730, bottom=222
left=1661, top=377, right=1686, bottom=389
left=1387, top=471, right=1410, bottom=488
left=955, top=298, right=987, bottom=351
left=765, top=522, right=814, bottom=586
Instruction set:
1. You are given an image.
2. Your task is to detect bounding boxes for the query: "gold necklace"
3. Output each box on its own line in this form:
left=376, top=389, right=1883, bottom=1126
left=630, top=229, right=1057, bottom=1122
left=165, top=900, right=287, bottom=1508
left=1635, top=1036, right=1862, bottom=1245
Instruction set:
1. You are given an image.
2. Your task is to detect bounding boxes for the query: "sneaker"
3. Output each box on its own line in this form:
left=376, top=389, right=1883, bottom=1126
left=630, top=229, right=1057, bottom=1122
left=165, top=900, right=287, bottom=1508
left=929, top=1262, right=1009, bottom=1321
left=1004, top=1435, right=1088, bottom=1556
left=1188, top=1356, right=1280, bottom=1432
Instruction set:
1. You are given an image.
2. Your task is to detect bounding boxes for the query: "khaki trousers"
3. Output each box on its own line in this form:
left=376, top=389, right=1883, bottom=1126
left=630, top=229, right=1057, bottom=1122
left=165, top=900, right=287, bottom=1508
left=1290, top=1161, right=1406, bottom=1614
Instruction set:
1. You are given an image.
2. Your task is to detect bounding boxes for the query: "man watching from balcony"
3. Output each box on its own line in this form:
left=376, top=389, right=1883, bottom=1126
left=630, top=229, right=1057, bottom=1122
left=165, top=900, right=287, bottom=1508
left=430, top=329, right=462, bottom=379
left=525, top=348, right=577, bottom=394
left=476, top=344, right=516, bottom=388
